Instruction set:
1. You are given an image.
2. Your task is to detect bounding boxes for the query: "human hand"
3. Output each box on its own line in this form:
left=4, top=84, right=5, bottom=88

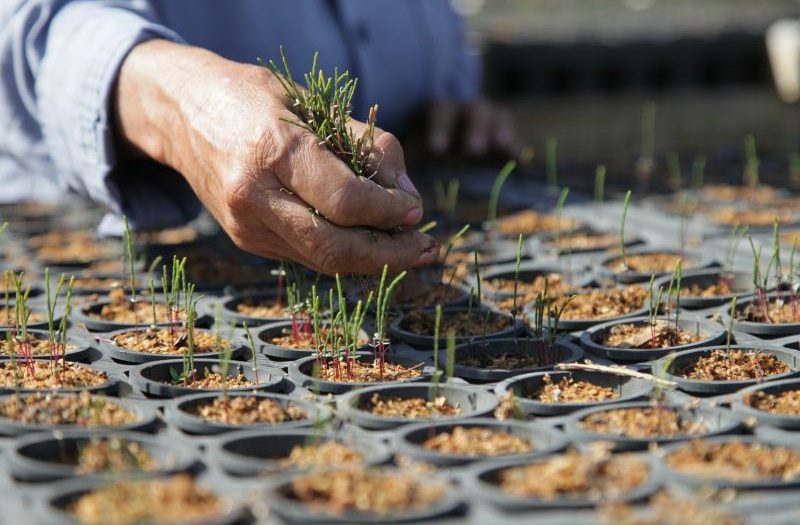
left=427, top=99, right=518, bottom=158
left=114, top=39, right=438, bottom=275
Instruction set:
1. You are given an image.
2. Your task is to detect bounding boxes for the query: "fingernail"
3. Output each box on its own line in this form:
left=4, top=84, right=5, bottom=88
left=414, top=246, right=438, bottom=268
left=397, top=172, right=421, bottom=199
left=404, top=206, right=423, bottom=225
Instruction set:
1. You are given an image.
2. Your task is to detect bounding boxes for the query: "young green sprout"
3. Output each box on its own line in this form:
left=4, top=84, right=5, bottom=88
left=445, top=329, right=456, bottom=381
left=122, top=216, right=139, bottom=338
left=487, top=160, right=517, bottom=228
left=727, top=296, right=737, bottom=351
left=619, top=190, right=633, bottom=271
left=636, top=102, right=656, bottom=180
left=594, top=165, right=606, bottom=206
left=667, top=152, right=681, bottom=191
left=691, top=154, right=706, bottom=189
left=647, top=275, right=664, bottom=350
left=554, top=187, right=570, bottom=256
left=442, top=224, right=471, bottom=290
left=417, top=221, right=437, bottom=234
left=431, top=304, right=443, bottom=399
left=743, top=134, right=759, bottom=188
left=545, top=137, right=558, bottom=191
left=373, top=265, right=406, bottom=379
left=512, top=234, right=524, bottom=324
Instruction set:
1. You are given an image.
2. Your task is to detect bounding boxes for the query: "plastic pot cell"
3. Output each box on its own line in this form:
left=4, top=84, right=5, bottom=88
left=532, top=226, right=644, bottom=256
left=439, top=337, right=584, bottom=383
left=73, top=299, right=165, bottom=333
left=389, top=307, right=525, bottom=349
left=598, top=248, right=711, bottom=284
left=733, top=377, right=800, bottom=429
left=720, top=292, right=800, bottom=336
left=10, top=430, right=197, bottom=482
left=214, top=290, right=290, bottom=327
left=338, top=382, right=499, bottom=430
left=213, top=428, right=391, bottom=476
left=580, top=315, right=726, bottom=363
left=654, top=269, right=755, bottom=309
left=563, top=401, right=742, bottom=451
left=256, top=321, right=368, bottom=362
left=494, top=369, right=655, bottom=417
left=542, top=286, right=651, bottom=333
left=480, top=263, right=593, bottom=301
left=652, top=345, right=800, bottom=395
left=0, top=360, right=120, bottom=395
left=0, top=328, right=93, bottom=363
left=395, top=418, right=567, bottom=466
left=129, top=358, right=283, bottom=398
left=168, top=392, right=331, bottom=435
left=98, top=327, right=246, bottom=364
left=287, top=352, right=431, bottom=395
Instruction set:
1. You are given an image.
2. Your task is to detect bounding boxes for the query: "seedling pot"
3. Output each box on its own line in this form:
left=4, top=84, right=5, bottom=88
left=256, top=321, right=368, bottom=361
left=0, top=359, right=120, bottom=395
left=337, top=382, right=499, bottom=430
left=0, top=393, right=157, bottom=436
left=720, top=292, right=800, bottom=336
left=652, top=345, right=800, bottom=395
left=288, top=353, right=431, bottom=395
left=168, top=392, right=331, bottom=435
left=0, top=328, right=93, bottom=363
left=395, top=418, right=567, bottom=466
left=540, top=286, right=651, bottom=332
left=580, top=315, right=726, bottom=362
left=494, top=370, right=654, bottom=416
left=440, top=337, right=584, bottom=383
left=212, top=290, right=290, bottom=327
left=389, top=307, right=525, bottom=349
left=733, top=377, right=800, bottom=429
left=480, top=263, right=593, bottom=301
left=213, top=428, right=391, bottom=476
left=74, top=298, right=172, bottom=332
left=598, top=248, right=711, bottom=284
left=98, top=327, right=246, bottom=364
left=267, top=467, right=462, bottom=524
left=467, top=453, right=659, bottom=510
left=654, top=268, right=755, bottom=309
left=129, top=358, right=283, bottom=398
left=531, top=226, right=644, bottom=256
left=9, top=429, right=197, bottom=482
left=563, top=401, right=742, bottom=451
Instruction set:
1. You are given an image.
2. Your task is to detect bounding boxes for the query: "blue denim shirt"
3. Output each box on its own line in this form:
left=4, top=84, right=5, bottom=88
left=0, top=0, right=478, bottom=229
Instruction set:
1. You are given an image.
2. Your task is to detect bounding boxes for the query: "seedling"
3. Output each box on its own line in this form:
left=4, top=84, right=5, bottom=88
left=636, top=102, right=656, bottom=180
left=667, top=152, right=681, bottom=190
left=418, top=221, right=437, bottom=234
left=790, top=151, right=800, bottom=188
left=619, top=190, right=633, bottom=270
left=790, top=238, right=799, bottom=320
left=647, top=276, right=664, bottom=349
left=445, top=330, right=456, bottom=381
left=726, top=297, right=737, bottom=352
left=161, top=255, right=187, bottom=349
left=122, top=216, right=139, bottom=338
left=545, top=137, right=558, bottom=191
left=747, top=235, right=776, bottom=323
left=487, top=160, right=517, bottom=229
left=373, top=265, right=406, bottom=379
left=691, top=154, right=706, bottom=189
left=677, top=192, right=692, bottom=258
left=260, top=47, right=377, bottom=178
left=554, top=187, right=570, bottom=257
left=512, top=234, right=524, bottom=324
left=44, top=268, right=66, bottom=365
left=743, top=134, right=759, bottom=187
left=430, top=304, right=443, bottom=399
left=594, top=165, right=606, bottom=205
left=241, top=322, right=260, bottom=385
left=473, top=251, right=487, bottom=340
left=146, top=256, right=162, bottom=328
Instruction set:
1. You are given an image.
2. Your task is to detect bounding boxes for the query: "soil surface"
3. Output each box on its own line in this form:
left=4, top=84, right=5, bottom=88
left=112, top=328, right=229, bottom=355
left=316, top=358, right=423, bottom=384
left=404, top=310, right=512, bottom=337
left=190, top=396, right=307, bottom=425
left=171, top=369, right=254, bottom=390
left=600, top=320, right=706, bottom=349
left=288, top=467, right=446, bottom=516
left=75, top=438, right=157, bottom=474
left=545, top=231, right=620, bottom=252
left=266, top=326, right=366, bottom=350
left=677, top=349, right=790, bottom=381
left=495, top=210, right=580, bottom=236
left=682, top=280, right=733, bottom=297
left=69, top=474, right=222, bottom=525
left=279, top=441, right=364, bottom=469
left=0, top=361, right=107, bottom=389
left=741, top=299, right=800, bottom=324
left=746, top=389, right=800, bottom=415
left=235, top=298, right=288, bottom=318
left=365, top=393, right=461, bottom=419
left=486, top=272, right=572, bottom=297
left=0, top=392, right=136, bottom=427
left=422, top=426, right=532, bottom=457
left=396, top=285, right=464, bottom=311
left=460, top=349, right=545, bottom=370
left=708, top=207, right=795, bottom=227
left=604, top=253, right=696, bottom=274
left=601, top=492, right=747, bottom=525
left=0, top=307, right=44, bottom=326
left=0, top=337, right=76, bottom=356
left=665, top=440, right=800, bottom=481
left=497, top=450, right=649, bottom=500
left=532, top=374, right=619, bottom=403
left=578, top=406, right=707, bottom=438
left=556, top=286, right=648, bottom=320
left=89, top=290, right=177, bottom=324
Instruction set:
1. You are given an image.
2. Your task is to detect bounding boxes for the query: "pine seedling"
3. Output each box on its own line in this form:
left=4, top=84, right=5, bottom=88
left=743, top=134, right=759, bottom=188
left=546, top=137, right=558, bottom=191
left=544, top=294, right=574, bottom=364
left=512, top=234, right=524, bottom=324
left=242, top=322, right=260, bottom=384
left=747, top=236, right=771, bottom=323
left=677, top=192, right=691, bottom=257
left=442, top=224, right=470, bottom=289
left=671, top=260, right=683, bottom=330
left=44, top=268, right=66, bottom=363
left=218, top=336, right=234, bottom=404
left=56, top=276, right=74, bottom=372
left=790, top=238, right=799, bottom=320
left=446, top=179, right=460, bottom=217
left=691, top=155, right=706, bottom=189
left=445, top=330, right=456, bottom=381
left=619, top=190, right=633, bottom=270
left=181, top=283, right=198, bottom=387
left=647, top=276, right=664, bottom=349
left=487, top=160, right=517, bottom=228
left=667, top=152, right=681, bottom=190
left=554, top=187, right=570, bottom=256
left=260, top=47, right=377, bottom=178
left=772, top=219, right=784, bottom=299
left=418, top=221, right=437, bottom=234
left=473, top=251, right=485, bottom=339
left=122, top=216, right=139, bottom=336
left=594, top=165, right=606, bottom=206
left=373, top=266, right=406, bottom=378
left=727, top=297, right=737, bottom=352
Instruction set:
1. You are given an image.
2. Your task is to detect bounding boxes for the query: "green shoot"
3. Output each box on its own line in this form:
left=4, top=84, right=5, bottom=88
left=431, top=304, right=443, bottom=399
left=487, top=160, right=516, bottom=226
left=594, top=165, right=606, bottom=206
left=727, top=297, right=737, bottom=351
left=446, top=179, right=460, bottom=217
left=242, top=322, right=260, bottom=384
left=743, top=134, right=759, bottom=187
left=418, top=220, right=437, bottom=234
left=619, top=190, right=633, bottom=270
left=473, top=251, right=486, bottom=340
left=691, top=155, right=706, bottom=189
left=512, top=234, right=524, bottom=323
left=667, top=152, right=681, bottom=190
left=442, top=224, right=471, bottom=288
left=259, top=47, right=377, bottom=178
left=545, top=137, right=558, bottom=190
left=373, top=266, right=406, bottom=377
left=445, top=330, right=456, bottom=381
left=554, top=187, right=570, bottom=255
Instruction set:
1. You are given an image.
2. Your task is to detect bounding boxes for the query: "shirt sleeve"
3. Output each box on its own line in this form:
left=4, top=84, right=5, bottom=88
left=1, top=0, right=200, bottom=230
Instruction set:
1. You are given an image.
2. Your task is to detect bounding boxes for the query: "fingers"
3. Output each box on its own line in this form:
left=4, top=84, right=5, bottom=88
left=265, top=112, right=423, bottom=230
left=491, top=106, right=521, bottom=159
left=267, top=188, right=439, bottom=275
left=428, top=100, right=458, bottom=154
left=464, top=101, right=490, bottom=156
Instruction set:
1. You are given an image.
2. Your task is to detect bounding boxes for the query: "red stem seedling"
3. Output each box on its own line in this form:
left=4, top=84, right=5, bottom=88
left=372, top=265, right=406, bottom=380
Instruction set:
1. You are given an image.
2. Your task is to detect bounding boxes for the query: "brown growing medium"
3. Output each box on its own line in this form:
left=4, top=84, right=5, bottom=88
left=700, top=184, right=776, bottom=204
left=497, top=450, right=649, bottom=500
left=545, top=231, right=620, bottom=252
left=137, top=226, right=199, bottom=245
left=485, top=272, right=572, bottom=297
left=0, top=336, right=77, bottom=356
left=90, top=289, right=177, bottom=324
left=365, top=393, right=461, bottom=419
left=604, top=253, right=696, bottom=274
left=75, top=438, right=157, bottom=474
left=495, top=210, right=580, bottom=236
left=86, top=260, right=125, bottom=273
left=279, top=441, right=364, bottom=469
left=235, top=298, right=288, bottom=318
left=0, top=392, right=137, bottom=427
left=112, top=328, right=230, bottom=355
left=316, top=358, right=423, bottom=384
left=35, top=239, right=115, bottom=264
left=578, top=407, right=707, bottom=438
left=72, top=276, right=136, bottom=292
left=533, top=374, right=619, bottom=403
left=69, top=474, right=223, bottom=525
left=190, top=395, right=307, bottom=425
left=188, top=257, right=267, bottom=287
left=422, top=426, right=532, bottom=457
left=682, top=280, right=733, bottom=298
left=665, top=440, right=800, bottom=481
left=173, top=370, right=255, bottom=390
left=741, top=300, right=800, bottom=324
left=600, top=492, right=747, bottom=525
left=555, top=286, right=648, bottom=321
left=0, top=361, right=108, bottom=390
left=460, top=349, right=544, bottom=370
left=288, top=467, right=447, bottom=516
left=678, top=349, right=790, bottom=381
left=0, top=307, right=44, bottom=326
left=600, top=320, right=706, bottom=349
left=396, top=285, right=463, bottom=310
left=404, top=310, right=512, bottom=337
left=746, top=389, right=800, bottom=415
left=267, top=326, right=366, bottom=350
left=708, top=207, right=795, bottom=228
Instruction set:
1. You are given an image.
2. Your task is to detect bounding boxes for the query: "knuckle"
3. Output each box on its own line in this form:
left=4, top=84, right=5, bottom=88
left=375, top=131, right=402, bottom=155
left=315, top=236, right=348, bottom=274
left=322, top=179, right=362, bottom=226
left=223, top=175, right=253, bottom=213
